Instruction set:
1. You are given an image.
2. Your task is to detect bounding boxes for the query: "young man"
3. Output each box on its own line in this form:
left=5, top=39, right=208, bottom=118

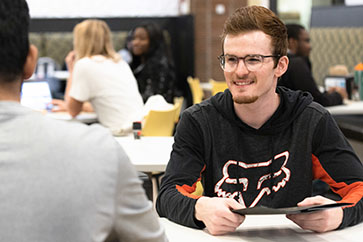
left=278, top=24, right=346, bottom=106
left=156, top=6, right=363, bottom=236
left=0, top=1, right=167, bottom=241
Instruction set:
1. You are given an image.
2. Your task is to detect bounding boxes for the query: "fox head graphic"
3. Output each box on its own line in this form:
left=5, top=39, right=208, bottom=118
left=214, top=151, right=290, bottom=207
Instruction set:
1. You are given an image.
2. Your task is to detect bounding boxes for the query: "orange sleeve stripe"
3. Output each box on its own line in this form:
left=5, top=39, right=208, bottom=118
left=176, top=165, right=206, bottom=199
left=312, top=154, right=363, bottom=205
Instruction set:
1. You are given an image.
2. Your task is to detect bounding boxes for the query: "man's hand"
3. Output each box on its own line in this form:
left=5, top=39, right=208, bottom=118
left=286, top=195, right=343, bottom=232
left=328, top=86, right=348, bottom=100
left=195, top=197, right=245, bottom=235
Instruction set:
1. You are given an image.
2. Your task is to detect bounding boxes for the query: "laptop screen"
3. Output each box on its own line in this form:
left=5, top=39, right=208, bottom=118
left=324, top=76, right=346, bottom=90
left=21, top=81, right=52, bottom=110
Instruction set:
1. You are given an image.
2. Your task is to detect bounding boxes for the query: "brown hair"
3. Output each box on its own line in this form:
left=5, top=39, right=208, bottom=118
left=73, top=19, right=120, bottom=62
left=221, top=6, right=287, bottom=64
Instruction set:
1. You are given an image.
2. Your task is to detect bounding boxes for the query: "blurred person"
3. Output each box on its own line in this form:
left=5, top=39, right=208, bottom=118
left=52, top=19, right=144, bottom=136
left=278, top=24, right=347, bottom=106
left=156, top=6, right=363, bottom=236
left=280, top=24, right=348, bottom=196
left=0, top=1, right=167, bottom=242
left=118, top=30, right=133, bottom=64
left=130, top=22, right=177, bottom=103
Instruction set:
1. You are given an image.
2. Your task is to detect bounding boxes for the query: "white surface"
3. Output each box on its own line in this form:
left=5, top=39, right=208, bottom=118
left=53, top=70, right=69, bottom=80
left=161, top=215, right=363, bottom=242
left=27, top=0, right=180, bottom=18
left=46, top=111, right=98, bottom=123
left=326, top=101, right=363, bottom=115
left=345, top=0, right=363, bottom=6
left=200, top=82, right=212, bottom=91
left=115, top=136, right=174, bottom=172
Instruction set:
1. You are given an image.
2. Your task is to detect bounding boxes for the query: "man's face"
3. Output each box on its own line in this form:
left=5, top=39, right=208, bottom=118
left=296, top=29, right=311, bottom=57
left=223, top=31, right=279, bottom=105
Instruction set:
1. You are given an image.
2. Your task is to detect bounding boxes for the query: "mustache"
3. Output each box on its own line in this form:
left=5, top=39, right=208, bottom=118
left=232, top=73, right=255, bottom=81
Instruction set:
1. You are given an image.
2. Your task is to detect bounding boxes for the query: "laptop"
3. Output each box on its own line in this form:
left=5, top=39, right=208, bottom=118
left=324, top=75, right=354, bottom=100
left=21, top=80, right=53, bottom=111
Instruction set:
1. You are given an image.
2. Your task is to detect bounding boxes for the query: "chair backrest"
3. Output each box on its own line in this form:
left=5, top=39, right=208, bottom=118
left=210, top=79, right=228, bottom=96
left=36, top=57, right=59, bottom=79
left=187, top=76, right=204, bottom=104
left=142, top=104, right=178, bottom=136
left=173, top=96, right=184, bottom=123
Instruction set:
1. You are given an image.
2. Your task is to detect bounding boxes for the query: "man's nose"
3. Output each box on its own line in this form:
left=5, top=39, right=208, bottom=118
left=235, top=60, right=249, bottom=75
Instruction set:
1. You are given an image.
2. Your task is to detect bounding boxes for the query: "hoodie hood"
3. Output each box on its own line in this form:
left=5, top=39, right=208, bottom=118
left=211, top=86, right=313, bottom=135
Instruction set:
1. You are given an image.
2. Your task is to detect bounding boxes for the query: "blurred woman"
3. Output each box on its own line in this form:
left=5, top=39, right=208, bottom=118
left=130, top=22, right=177, bottom=103
left=52, top=19, right=144, bottom=136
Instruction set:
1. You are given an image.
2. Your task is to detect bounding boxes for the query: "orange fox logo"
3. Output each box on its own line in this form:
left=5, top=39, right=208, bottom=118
left=214, top=151, right=290, bottom=207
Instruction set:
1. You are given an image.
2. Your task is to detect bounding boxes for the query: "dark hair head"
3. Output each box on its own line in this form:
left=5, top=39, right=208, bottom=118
left=130, top=21, right=174, bottom=70
left=285, top=23, right=305, bottom=40
left=133, top=21, right=166, bottom=58
left=0, top=0, right=30, bottom=83
left=221, top=5, right=287, bottom=64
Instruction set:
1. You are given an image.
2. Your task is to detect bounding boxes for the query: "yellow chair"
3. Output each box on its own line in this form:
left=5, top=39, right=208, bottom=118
left=173, top=96, right=184, bottom=123
left=187, top=76, right=204, bottom=104
left=142, top=104, right=178, bottom=136
left=142, top=104, right=179, bottom=199
left=209, top=79, right=228, bottom=96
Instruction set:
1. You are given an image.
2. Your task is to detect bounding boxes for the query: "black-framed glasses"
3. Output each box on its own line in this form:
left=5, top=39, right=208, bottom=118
left=218, top=54, right=280, bottom=72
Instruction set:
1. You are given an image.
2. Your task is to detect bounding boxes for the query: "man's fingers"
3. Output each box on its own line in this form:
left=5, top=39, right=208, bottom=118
left=297, top=195, right=332, bottom=206
left=287, top=210, right=324, bottom=221
left=206, top=217, right=242, bottom=235
left=223, top=199, right=246, bottom=225
left=225, top=198, right=246, bottom=210
left=287, top=204, right=343, bottom=233
left=287, top=215, right=330, bottom=233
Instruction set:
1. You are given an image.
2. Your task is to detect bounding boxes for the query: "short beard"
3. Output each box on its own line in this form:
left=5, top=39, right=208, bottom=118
left=232, top=95, right=258, bottom=104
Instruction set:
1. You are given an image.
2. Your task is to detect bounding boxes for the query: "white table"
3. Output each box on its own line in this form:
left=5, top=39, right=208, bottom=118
left=160, top=215, right=363, bottom=242
left=326, top=101, right=363, bottom=115
left=46, top=111, right=98, bottom=124
left=114, top=136, right=174, bottom=172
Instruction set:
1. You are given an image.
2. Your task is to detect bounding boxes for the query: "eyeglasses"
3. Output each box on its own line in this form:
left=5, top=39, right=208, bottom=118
left=218, top=54, right=280, bottom=72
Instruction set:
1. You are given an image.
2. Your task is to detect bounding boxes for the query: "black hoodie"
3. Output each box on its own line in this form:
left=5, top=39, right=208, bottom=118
left=156, top=86, right=363, bottom=229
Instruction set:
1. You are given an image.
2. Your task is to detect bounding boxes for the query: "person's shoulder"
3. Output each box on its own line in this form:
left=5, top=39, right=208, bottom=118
left=116, top=58, right=132, bottom=69
left=43, top=117, right=119, bottom=152
left=74, top=57, right=96, bottom=72
left=77, top=55, right=111, bottom=66
left=288, top=54, right=306, bottom=66
left=183, top=97, right=215, bottom=118
left=76, top=56, right=94, bottom=65
left=305, top=101, right=329, bottom=116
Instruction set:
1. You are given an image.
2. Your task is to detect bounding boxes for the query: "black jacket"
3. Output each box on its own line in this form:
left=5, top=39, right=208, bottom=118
left=132, top=55, right=176, bottom=103
left=156, top=87, right=363, bottom=229
left=278, top=54, right=343, bottom=106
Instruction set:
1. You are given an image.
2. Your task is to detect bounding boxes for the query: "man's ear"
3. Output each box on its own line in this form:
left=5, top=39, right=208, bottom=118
left=22, top=44, right=38, bottom=80
left=274, top=55, right=289, bottom=78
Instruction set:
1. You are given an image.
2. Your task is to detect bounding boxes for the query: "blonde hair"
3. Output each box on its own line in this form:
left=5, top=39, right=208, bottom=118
left=73, top=19, right=120, bottom=62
